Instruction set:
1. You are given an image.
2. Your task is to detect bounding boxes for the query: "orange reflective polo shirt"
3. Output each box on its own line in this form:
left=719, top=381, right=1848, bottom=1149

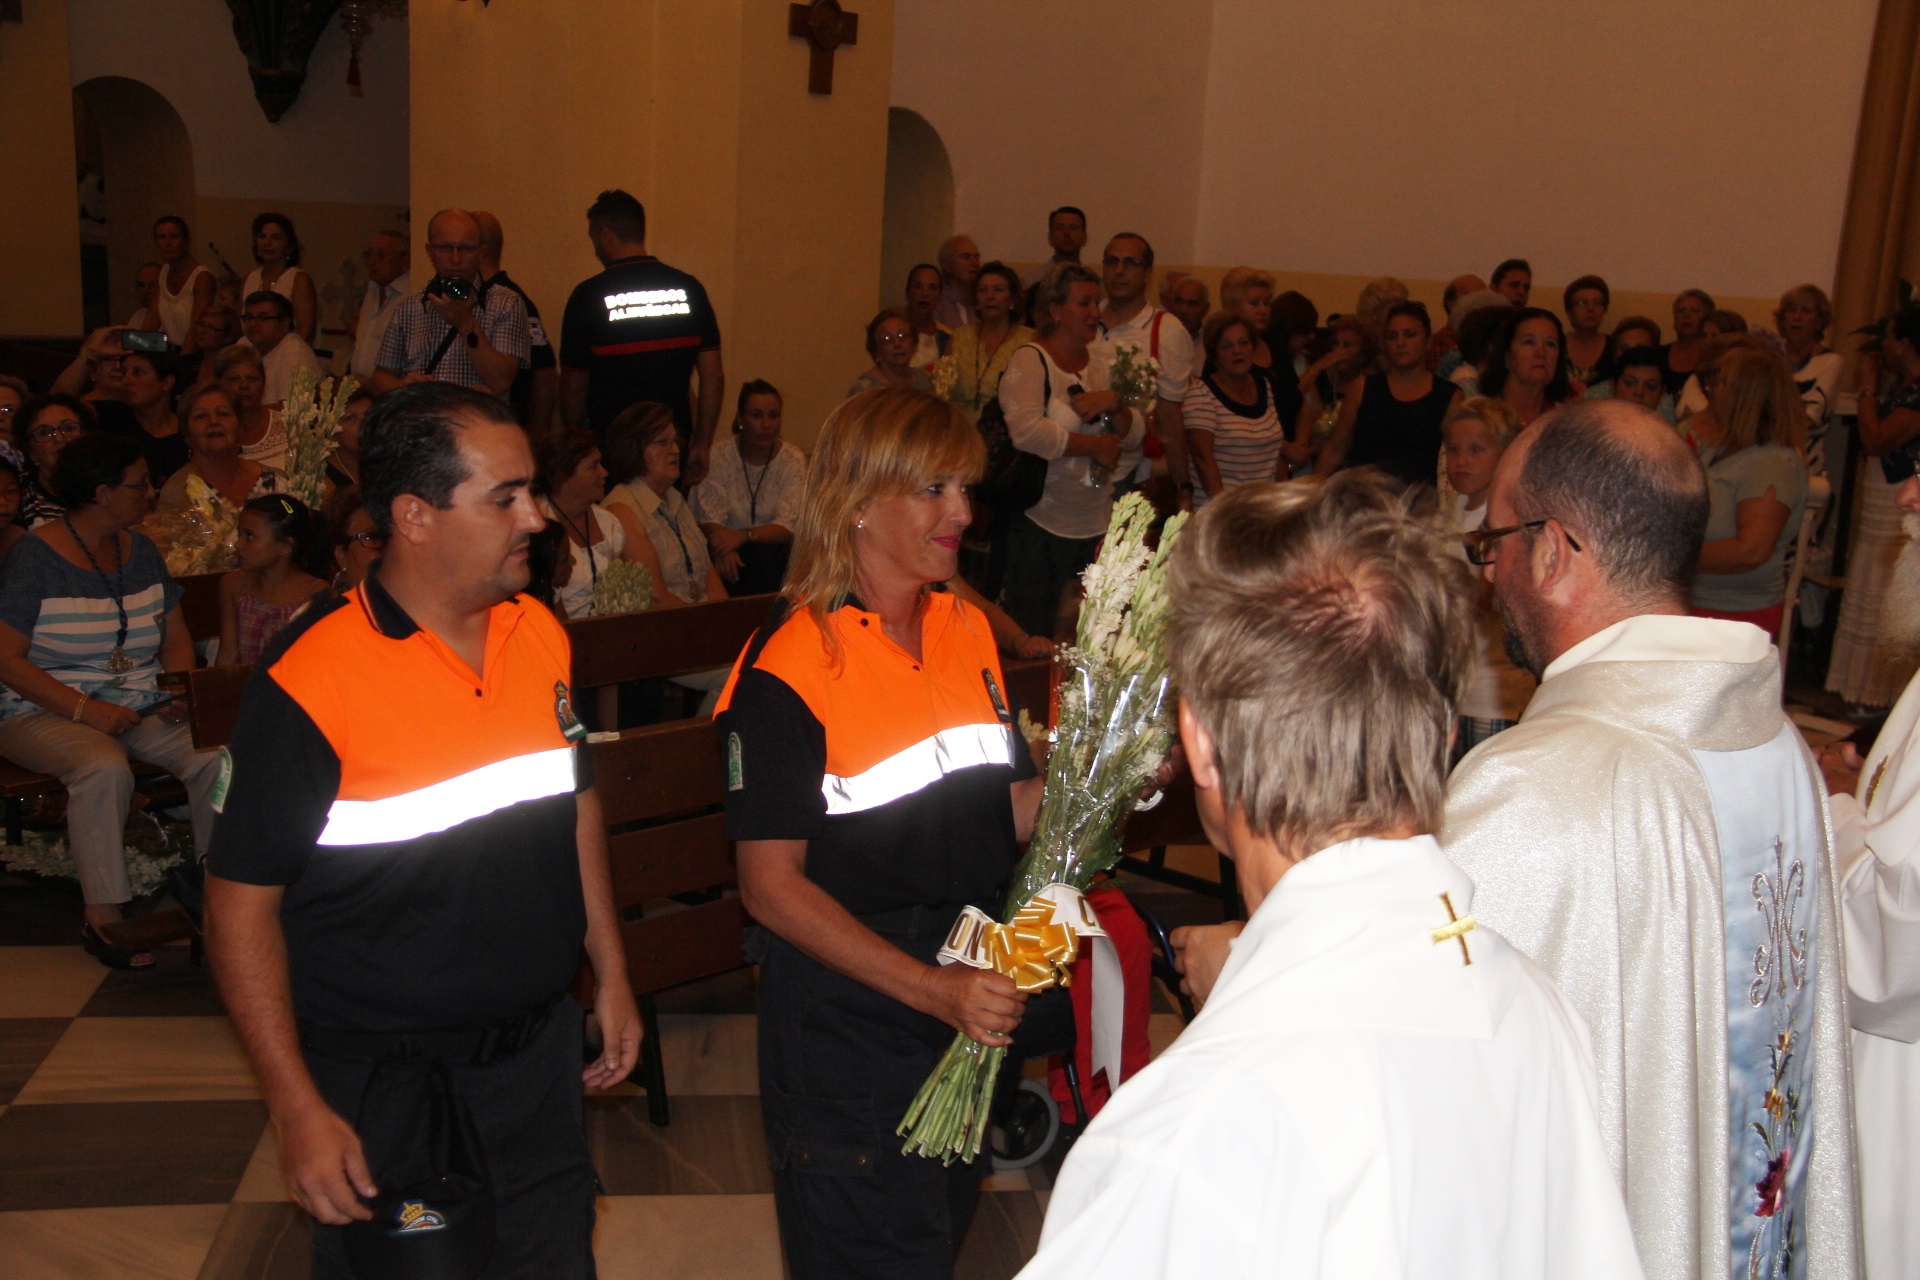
left=206, top=567, right=590, bottom=1033
left=714, top=590, right=1037, bottom=918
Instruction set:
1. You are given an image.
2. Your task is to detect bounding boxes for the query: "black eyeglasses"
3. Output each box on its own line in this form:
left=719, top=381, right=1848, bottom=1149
left=1463, top=519, right=1583, bottom=566
left=338, top=531, right=386, bottom=550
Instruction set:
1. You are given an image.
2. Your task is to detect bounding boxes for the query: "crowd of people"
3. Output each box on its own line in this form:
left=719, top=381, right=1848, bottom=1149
left=5, top=186, right=1920, bottom=1280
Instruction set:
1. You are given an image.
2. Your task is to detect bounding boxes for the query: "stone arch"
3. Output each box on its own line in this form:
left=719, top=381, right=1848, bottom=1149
left=72, top=76, right=197, bottom=328
left=880, top=107, right=954, bottom=311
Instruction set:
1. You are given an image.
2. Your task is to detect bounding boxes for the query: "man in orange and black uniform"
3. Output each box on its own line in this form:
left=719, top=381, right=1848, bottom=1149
left=205, top=384, right=640, bottom=1279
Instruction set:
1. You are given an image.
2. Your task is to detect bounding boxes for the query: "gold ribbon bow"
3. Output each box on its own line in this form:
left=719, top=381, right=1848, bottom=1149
left=938, top=884, right=1107, bottom=992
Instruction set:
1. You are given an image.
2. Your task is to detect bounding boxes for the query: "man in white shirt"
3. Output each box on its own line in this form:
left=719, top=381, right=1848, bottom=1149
left=1095, top=232, right=1194, bottom=505
left=1021, top=205, right=1087, bottom=288
left=241, top=289, right=322, bottom=406
left=1022, top=473, right=1642, bottom=1280
left=1823, top=471, right=1920, bottom=1280
left=347, top=230, right=412, bottom=383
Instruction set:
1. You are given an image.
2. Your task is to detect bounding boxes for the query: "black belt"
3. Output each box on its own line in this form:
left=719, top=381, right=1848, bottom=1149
left=300, top=998, right=558, bottom=1068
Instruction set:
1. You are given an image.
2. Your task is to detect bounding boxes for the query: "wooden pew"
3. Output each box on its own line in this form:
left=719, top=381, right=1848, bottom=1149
left=176, top=572, right=223, bottom=648
left=586, top=717, right=743, bottom=1126
left=180, top=665, right=251, bottom=751
left=566, top=594, right=778, bottom=730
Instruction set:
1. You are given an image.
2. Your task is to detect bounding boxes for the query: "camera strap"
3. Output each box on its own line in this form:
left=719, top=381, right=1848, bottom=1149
left=424, top=310, right=462, bottom=377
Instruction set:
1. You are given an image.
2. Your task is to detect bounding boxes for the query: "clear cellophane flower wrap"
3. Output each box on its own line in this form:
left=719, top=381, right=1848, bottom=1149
left=281, top=368, right=359, bottom=511
left=145, top=474, right=241, bottom=576
left=591, top=559, right=654, bottom=617
left=897, top=493, right=1188, bottom=1164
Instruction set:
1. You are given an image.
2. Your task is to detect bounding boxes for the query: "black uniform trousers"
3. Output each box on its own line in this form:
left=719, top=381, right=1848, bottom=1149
left=757, top=907, right=1071, bottom=1280
left=305, top=997, right=599, bottom=1280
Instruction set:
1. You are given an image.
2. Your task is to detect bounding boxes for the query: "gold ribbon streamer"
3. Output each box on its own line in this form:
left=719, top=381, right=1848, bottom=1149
left=939, top=886, right=1105, bottom=992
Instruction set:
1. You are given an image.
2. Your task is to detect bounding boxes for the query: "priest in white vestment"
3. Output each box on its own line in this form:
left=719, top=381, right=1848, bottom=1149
left=1021, top=474, right=1642, bottom=1280
left=1824, top=471, right=1920, bottom=1280
left=1443, top=400, right=1861, bottom=1280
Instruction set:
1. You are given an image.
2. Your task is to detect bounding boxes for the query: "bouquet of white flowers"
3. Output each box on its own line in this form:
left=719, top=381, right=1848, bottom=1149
left=146, top=474, right=241, bottom=576
left=1107, top=342, right=1160, bottom=412
left=927, top=353, right=960, bottom=403
left=591, top=558, right=654, bottom=617
left=282, top=369, right=360, bottom=510
left=897, top=493, right=1188, bottom=1164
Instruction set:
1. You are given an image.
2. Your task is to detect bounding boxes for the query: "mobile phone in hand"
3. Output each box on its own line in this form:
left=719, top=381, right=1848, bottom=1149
left=119, top=330, right=171, bottom=355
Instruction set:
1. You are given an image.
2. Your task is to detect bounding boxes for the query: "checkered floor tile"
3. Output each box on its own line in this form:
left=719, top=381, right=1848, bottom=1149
left=0, top=862, right=1225, bottom=1278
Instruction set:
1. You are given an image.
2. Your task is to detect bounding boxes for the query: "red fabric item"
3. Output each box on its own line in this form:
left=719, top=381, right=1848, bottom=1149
left=1047, top=884, right=1155, bottom=1124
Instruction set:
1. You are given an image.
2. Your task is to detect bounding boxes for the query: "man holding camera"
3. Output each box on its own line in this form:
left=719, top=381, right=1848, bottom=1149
left=372, top=209, right=530, bottom=402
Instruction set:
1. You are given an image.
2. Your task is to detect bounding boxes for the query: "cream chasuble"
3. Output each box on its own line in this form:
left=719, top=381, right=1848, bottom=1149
left=1019, top=836, right=1642, bottom=1280
left=1444, top=615, right=1861, bottom=1280
left=1829, top=666, right=1920, bottom=1279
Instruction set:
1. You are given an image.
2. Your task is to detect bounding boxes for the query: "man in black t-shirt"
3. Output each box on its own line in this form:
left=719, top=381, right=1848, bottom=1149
left=473, top=211, right=558, bottom=433
left=560, top=189, right=724, bottom=483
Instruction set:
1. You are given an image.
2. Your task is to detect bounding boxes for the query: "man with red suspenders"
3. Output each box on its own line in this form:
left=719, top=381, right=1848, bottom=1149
left=1095, top=233, right=1195, bottom=510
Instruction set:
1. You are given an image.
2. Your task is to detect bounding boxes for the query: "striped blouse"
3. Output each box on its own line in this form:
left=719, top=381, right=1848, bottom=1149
left=0, top=532, right=180, bottom=718
left=1183, top=370, right=1289, bottom=506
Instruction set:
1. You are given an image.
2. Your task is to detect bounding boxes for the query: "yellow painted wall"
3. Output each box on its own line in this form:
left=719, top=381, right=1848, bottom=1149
left=0, top=0, right=83, bottom=336
left=410, top=0, right=891, bottom=447
left=196, top=196, right=410, bottom=367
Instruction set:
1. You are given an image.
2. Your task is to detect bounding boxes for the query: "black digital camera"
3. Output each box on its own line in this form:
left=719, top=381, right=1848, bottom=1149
left=425, top=274, right=475, bottom=304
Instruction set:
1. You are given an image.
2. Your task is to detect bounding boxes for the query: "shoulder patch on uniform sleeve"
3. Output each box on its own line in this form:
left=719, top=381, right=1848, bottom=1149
left=727, top=732, right=744, bottom=791
left=210, top=747, right=233, bottom=814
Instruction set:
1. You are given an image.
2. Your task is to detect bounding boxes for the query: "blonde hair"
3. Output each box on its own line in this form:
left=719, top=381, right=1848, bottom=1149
left=1169, top=473, right=1475, bottom=853
left=1713, top=346, right=1807, bottom=454
left=212, top=344, right=263, bottom=379
left=1355, top=277, right=1411, bottom=333
left=1774, top=284, right=1833, bottom=339
left=787, top=388, right=986, bottom=632
left=1218, top=267, right=1275, bottom=312
left=1032, top=262, right=1101, bottom=336
left=1443, top=395, right=1522, bottom=450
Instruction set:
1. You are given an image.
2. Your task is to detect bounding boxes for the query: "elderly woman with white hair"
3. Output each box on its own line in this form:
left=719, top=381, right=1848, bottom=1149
left=1219, top=266, right=1277, bottom=369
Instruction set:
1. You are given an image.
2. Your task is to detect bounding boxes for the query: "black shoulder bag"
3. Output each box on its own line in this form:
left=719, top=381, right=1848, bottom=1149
left=972, top=344, right=1051, bottom=513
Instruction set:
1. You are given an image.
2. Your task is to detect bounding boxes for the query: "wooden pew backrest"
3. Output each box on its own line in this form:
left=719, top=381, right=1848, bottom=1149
left=183, top=665, right=252, bottom=751
left=176, top=573, right=223, bottom=645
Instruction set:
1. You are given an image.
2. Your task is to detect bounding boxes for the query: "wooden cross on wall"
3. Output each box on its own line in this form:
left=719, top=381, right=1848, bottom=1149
left=788, top=0, right=857, bottom=95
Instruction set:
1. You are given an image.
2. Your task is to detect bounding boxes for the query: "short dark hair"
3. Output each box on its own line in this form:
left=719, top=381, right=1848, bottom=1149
left=1614, top=344, right=1664, bottom=373
left=905, top=262, right=941, bottom=291
left=587, top=189, right=647, bottom=244
left=1105, top=232, right=1154, bottom=268
left=535, top=428, right=602, bottom=498
left=360, top=383, right=514, bottom=535
left=1383, top=300, right=1432, bottom=335
left=250, top=212, right=302, bottom=266
left=972, top=260, right=1023, bottom=308
left=1562, top=274, right=1611, bottom=312
left=1269, top=290, right=1319, bottom=341
left=243, top=290, right=293, bottom=322
left=1481, top=307, right=1573, bottom=402
left=1515, top=401, right=1709, bottom=602
left=1048, top=206, right=1086, bottom=231
left=604, top=402, right=677, bottom=486
left=1611, top=315, right=1663, bottom=346
left=48, top=431, right=142, bottom=509
left=1491, top=258, right=1531, bottom=288
left=735, top=378, right=782, bottom=420
left=1454, top=305, right=1511, bottom=368
left=865, top=306, right=913, bottom=359
left=121, top=350, right=182, bottom=387
left=19, top=392, right=96, bottom=439
left=153, top=214, right=191, bottom=240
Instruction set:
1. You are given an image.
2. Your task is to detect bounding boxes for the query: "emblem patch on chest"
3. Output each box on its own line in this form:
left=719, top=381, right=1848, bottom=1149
left=554, top=681, right=587, bottom=743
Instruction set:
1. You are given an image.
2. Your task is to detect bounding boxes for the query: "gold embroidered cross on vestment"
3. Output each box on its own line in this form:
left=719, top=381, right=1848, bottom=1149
left=1431, top=892, right=1477, bottom=966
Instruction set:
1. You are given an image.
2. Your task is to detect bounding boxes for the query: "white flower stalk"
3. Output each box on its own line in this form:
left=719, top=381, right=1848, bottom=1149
left=281, top=369, right=359, bottom=510
left=899, top=493, right=1186, bottom=1163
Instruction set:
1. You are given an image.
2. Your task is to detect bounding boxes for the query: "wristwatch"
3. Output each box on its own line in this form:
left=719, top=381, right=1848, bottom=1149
left=465, top=331, right=479, bottom=349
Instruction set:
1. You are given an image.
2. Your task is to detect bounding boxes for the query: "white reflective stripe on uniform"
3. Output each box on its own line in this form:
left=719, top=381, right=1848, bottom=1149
left=821, top=722, right=1015, bottom=816
left=317, top=746, right=576, bottom=846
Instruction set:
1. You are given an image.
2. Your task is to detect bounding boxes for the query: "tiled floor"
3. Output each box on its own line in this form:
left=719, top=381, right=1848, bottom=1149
left=0, top=858, right=1225, bottom=1279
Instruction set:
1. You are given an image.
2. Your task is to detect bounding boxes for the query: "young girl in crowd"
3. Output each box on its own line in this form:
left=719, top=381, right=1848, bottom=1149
left=1444, top=397, right=1536, bottom=760
left=218, top=494, right=328, bottom=664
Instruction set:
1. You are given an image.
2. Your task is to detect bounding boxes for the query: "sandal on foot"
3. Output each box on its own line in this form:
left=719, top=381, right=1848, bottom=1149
left=81, top=922, right=156, bottom=970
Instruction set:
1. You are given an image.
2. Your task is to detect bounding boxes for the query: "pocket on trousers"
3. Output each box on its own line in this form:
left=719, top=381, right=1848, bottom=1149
left=765, top=1082, right=881, bottom=1178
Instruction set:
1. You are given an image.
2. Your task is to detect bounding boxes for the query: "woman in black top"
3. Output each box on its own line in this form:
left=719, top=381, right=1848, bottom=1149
left=1315, top=301, right=1460, bottom=487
